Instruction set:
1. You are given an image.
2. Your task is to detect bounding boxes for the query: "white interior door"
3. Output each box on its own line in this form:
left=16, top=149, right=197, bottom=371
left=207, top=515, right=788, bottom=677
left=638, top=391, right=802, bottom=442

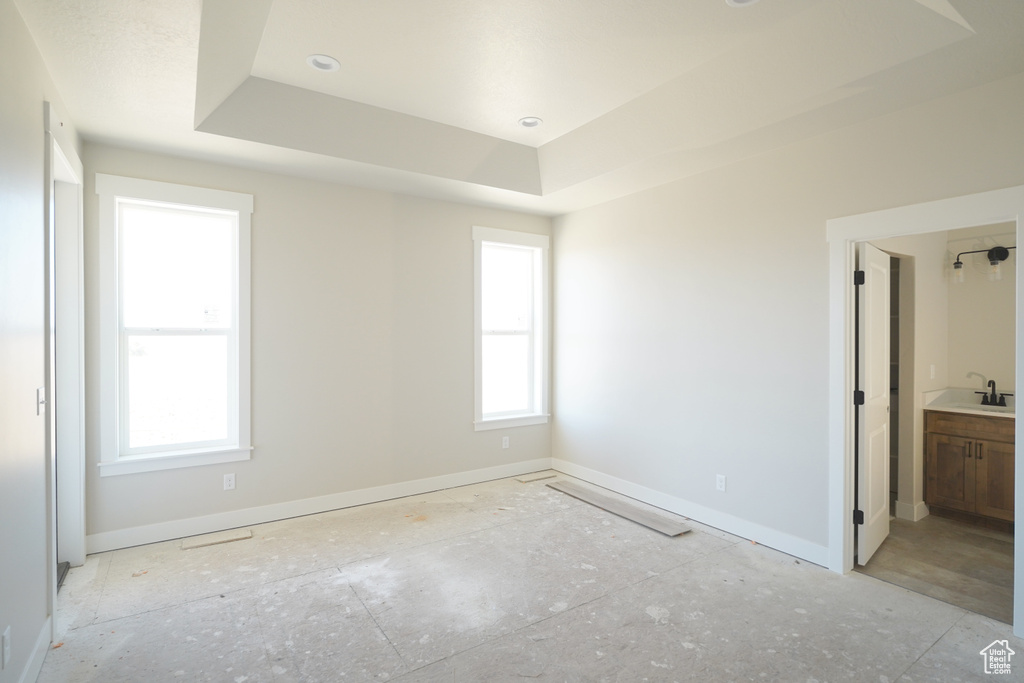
left=856, top=242, right=890, bottom=565
left=47, top=110, right=86, bottom=569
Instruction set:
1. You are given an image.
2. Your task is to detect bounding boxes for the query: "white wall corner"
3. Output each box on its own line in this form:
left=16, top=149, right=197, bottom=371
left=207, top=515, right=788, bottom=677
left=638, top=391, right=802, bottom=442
left=550, top=459, right=830, bottom=568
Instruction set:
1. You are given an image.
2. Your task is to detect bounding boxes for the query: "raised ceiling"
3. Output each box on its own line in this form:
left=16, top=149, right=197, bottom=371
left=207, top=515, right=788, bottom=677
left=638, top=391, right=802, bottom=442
left=13, top=0, right=1024, bottom=214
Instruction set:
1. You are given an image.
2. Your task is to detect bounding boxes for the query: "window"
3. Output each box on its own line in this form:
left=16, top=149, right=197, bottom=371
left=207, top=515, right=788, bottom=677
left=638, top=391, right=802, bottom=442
left=473, top=226, right=550, bottom=430
left=96, top=174, right=253, bottom=475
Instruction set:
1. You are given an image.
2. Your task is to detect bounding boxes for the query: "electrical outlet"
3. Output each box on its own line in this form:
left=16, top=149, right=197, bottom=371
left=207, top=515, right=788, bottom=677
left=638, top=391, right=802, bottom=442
left=716, top=474, right=727, bottom=493
left=3, top=625, right=10, bottom=670
left=502, top=436, right=509, bottom=449
left=223, top=473, right=235, bottom=491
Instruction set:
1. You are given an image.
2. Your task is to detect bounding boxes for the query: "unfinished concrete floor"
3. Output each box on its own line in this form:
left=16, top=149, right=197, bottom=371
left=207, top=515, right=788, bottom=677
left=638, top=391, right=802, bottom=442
left=40, top=474, right=1021, bottom=682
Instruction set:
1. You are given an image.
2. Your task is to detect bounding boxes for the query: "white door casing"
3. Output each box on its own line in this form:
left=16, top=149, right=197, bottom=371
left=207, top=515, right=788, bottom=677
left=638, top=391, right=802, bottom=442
left=828, top=184, right=1024, bottom=636
left=856, top=242, right=890, bottom=565
left=45, top=101, right=86, bottom=588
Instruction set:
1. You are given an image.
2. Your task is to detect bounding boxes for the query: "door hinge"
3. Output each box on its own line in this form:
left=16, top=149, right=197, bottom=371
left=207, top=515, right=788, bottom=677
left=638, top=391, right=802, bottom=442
left=853, top=390, right=865, bottom=405
left=853, top=270, right=865, bottom=286
left=853, top=509, right=864, bottom=525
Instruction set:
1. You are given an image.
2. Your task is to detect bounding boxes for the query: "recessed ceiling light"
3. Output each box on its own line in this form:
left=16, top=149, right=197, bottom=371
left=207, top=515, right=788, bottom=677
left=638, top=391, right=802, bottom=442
left=306, top=54, right=340, bottom=72
left=726, top=0, right=761, bottom=6
left=518, top=117, right=543, bottom=128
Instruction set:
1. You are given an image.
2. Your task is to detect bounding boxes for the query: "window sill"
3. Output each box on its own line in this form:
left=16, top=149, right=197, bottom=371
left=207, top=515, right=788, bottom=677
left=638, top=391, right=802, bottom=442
left=474, top=414, right=550, bottom=431
left=98, top=446, right=253, bottom=477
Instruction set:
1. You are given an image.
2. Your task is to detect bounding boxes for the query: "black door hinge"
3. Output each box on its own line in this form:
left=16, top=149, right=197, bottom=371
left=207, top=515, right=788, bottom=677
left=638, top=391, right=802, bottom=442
left=854, top=270, right=865, bottom=286
left=853, top=390, right=865, bottom=405
left=853, top=510, right=864, bottom=525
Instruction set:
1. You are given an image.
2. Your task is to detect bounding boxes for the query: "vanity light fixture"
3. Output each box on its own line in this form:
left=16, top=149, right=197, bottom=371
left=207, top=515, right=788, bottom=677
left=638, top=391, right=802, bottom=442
left=518, top=116, right=543, bottom=128
left=306, top=54, right=340, bottom=72
left=952, top=245, right=1015, bottom=283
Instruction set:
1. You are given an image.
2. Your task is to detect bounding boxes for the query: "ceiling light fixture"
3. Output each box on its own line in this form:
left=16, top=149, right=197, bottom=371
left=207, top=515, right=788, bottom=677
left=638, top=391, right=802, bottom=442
left=726, top=0, right=761, bottom=6
left=518, top=117, right=543, bottom=128
left=306, top=54, right=340, bottom=72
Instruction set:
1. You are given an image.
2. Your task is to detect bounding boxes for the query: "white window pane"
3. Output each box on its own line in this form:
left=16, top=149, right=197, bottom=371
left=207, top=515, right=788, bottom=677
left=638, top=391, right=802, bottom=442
left=127, top=335, right=228, bottom=448
left=482, top=244, right=533, bottom=332
left=121, top=204, right=234, bottom=329
left=482, top=334, right=530, bottom=415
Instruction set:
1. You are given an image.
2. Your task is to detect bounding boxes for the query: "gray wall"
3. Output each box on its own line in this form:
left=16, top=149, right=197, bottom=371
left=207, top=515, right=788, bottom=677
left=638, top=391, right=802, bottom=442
left=0, top=1, right=79, bottom=681
left=83, top=145, right=553, bottom=543
left=552, top=71, right=1024, bottom=559
left=947, top=223, right=1017, bottom=391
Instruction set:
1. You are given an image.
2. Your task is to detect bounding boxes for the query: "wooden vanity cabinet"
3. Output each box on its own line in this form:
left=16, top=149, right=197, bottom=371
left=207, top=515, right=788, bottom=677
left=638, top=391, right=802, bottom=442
left=976, top=439, right=1015, bottom=521
left=924, top=410, right=1014, bottom=523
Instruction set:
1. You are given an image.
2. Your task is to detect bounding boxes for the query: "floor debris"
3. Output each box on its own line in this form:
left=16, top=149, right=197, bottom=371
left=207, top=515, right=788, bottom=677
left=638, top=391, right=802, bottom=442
left=181, top=528, right=253, bottom=550
left=515, top=472, right=557, bottom=483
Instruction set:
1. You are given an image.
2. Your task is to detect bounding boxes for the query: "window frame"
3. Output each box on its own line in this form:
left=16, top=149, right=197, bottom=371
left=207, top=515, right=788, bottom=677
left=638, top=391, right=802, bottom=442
left=96, top=174, right=253, bottom=476
left=473, top=225, right=550, bottom=431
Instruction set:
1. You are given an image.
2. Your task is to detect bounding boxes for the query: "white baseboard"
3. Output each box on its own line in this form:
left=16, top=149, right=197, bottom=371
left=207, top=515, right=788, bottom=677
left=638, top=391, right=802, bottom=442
left=551, top=459, right=829, bottom=567
left=86, top=458, right=552, bottom=553
left=895, top=499, right=929, bottom=522
left=19, top=616, right=51, bottom=683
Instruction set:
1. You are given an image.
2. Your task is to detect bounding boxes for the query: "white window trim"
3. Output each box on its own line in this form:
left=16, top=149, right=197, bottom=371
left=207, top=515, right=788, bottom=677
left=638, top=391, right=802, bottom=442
left=473, top=225, right=550, bottom=431
left=96, top=174, right=253, bottom=476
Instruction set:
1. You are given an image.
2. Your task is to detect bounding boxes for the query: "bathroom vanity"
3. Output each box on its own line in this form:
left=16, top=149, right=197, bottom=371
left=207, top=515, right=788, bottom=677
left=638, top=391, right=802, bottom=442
left=924, top=407, right=1014, bottom=525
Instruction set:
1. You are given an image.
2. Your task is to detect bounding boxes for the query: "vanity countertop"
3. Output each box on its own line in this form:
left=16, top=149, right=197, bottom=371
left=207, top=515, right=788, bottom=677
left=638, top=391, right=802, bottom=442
left=923, top=388, right=1015, bottom=420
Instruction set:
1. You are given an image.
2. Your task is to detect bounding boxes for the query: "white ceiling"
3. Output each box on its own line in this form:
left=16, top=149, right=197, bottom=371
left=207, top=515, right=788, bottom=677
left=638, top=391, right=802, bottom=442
left=13, top=0, right=1024, bottom=215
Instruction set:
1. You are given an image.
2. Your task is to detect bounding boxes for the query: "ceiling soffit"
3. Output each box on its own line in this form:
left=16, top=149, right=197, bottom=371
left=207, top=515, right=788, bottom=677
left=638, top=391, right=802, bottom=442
left=194, top=0, right=993, bottom=201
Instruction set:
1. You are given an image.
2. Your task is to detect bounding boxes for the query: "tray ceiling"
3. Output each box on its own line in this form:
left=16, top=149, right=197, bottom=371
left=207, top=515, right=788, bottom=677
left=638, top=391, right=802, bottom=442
left=14, top=0, right=1024, bottom=214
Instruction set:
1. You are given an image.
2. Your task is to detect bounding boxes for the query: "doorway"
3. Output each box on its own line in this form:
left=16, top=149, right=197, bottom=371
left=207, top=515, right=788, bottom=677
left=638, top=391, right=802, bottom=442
left=826, top=184, right=1024, bottom=638
left=44, top=103, right=86, bottom=635
left=853, top=227, right=1015, bottom=623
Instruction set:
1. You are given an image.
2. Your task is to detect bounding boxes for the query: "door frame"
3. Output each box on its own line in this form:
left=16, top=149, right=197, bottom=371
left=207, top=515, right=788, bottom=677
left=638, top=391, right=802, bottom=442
left=44, top=102, right=85, bottom=639
left=826, top=184, right=1024, bottom=637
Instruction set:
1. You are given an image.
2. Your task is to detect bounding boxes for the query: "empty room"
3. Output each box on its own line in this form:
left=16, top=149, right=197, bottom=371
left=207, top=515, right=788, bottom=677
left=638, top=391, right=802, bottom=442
left=3, top=0, right=1024, bottom=681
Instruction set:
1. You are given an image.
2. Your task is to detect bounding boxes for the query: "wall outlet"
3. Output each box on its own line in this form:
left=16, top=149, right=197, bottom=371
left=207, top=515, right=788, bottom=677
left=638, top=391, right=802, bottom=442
left=716, top=474, right=727, bottom=493
left=223, top=473, right=235, bottom=491
left=2, top=625, right=10, bottom=670
left=502, top=436, right=509, bottom=449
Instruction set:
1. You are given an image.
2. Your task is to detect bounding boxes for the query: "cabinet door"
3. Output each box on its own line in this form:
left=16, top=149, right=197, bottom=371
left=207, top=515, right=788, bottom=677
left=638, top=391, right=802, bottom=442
left=926, top=434, right=975, bottom=511
left=975, top=440, right=1014, bottom=522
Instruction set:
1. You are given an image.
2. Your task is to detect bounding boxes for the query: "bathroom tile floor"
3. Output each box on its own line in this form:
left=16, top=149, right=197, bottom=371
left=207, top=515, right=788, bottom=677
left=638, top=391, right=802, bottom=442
left=39, top=473, right=1021, bottom=682
left=856, top=514, right=1014, bottom=624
